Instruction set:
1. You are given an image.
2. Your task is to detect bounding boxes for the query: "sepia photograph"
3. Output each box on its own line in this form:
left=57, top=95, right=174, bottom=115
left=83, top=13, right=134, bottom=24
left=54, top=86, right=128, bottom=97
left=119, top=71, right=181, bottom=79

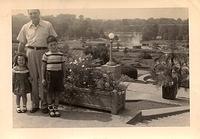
left=11, top=8, right=190, bottom=128
left=2, top=0, right=200, bottom=139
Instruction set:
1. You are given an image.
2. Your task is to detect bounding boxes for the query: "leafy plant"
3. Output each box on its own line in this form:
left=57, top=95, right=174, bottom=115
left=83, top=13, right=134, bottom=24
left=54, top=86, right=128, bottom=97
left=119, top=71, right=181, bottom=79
left=64, top=55, right=128, bottom=93
left=83, top=44, right=109, bottom=65
left=151, top=52, right=189, bottom=88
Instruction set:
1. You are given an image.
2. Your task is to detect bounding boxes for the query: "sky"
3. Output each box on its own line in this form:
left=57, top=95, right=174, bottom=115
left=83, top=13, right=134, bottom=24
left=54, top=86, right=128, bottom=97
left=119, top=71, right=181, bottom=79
left=12, top=8, right=188, bottom=20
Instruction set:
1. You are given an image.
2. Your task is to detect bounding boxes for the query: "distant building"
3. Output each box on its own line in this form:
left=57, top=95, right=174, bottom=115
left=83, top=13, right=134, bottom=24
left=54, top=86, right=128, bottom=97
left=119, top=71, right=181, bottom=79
left=156, top=36, right=162, bottom=40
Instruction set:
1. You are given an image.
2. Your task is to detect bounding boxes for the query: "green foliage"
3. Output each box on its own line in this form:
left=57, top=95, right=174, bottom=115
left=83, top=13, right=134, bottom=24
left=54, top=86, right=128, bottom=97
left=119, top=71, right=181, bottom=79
left=64, top=56, right=128, bottom=93
left=65, top=56, right=98, bottom=88
left=12, top=14, right=188, bottom=41
left=121, top=65, right=138, bottom=79
left=138, top=51, right=152, bottom=59
left=123, top=47, right=129, bottom=54
left=151, top=52, right=189, bottom=88
left=83, top=45, right=109, bottom=65
left=142, top=24, right=158, bottom=40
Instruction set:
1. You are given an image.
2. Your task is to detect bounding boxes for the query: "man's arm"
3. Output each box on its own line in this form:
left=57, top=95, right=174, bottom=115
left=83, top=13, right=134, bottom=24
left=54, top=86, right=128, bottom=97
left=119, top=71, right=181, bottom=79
left=41, top=61, right=47, bottom=86
left=17, top=24, right=27, bottom=53
left=18, top=42, right=26, bottom=53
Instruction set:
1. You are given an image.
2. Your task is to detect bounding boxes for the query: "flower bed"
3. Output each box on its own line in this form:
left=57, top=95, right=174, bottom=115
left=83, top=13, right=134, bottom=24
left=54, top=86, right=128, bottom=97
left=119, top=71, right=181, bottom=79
left=60, top=55, right=127, bottom=114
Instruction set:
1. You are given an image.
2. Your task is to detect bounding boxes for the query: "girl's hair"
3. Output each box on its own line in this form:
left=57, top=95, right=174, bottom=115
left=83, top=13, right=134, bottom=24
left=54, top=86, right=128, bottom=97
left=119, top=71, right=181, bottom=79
left=13, top=52, right=28, bottom=67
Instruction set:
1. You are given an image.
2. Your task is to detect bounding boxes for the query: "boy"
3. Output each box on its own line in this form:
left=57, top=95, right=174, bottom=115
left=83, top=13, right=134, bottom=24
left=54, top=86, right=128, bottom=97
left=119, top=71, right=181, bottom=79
left=42, top=35, right=65, bottom=117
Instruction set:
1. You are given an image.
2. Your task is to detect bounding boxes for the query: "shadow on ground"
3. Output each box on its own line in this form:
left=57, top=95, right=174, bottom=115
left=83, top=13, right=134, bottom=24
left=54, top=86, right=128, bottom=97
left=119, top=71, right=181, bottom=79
left=25, top=106, right=112, bottom=122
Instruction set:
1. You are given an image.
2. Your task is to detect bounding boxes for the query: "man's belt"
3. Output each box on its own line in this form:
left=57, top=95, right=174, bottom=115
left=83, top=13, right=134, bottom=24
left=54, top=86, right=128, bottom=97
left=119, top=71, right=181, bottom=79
left=27, top=46, right=47, bottom=50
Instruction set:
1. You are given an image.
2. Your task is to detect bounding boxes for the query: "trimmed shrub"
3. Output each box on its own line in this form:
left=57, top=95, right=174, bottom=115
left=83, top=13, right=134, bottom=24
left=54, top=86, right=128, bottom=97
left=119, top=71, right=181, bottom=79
left=139, top=51, right=152, bottom=59
left=121, top=65, right=138, bottom=79
left=83, top=45, right=109, bottom=65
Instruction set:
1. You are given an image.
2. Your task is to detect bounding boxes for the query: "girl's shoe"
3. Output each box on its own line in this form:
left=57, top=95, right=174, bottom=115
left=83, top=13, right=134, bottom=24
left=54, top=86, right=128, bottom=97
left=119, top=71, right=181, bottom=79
left=48, top=105, right=55, bottom=117
left=16, top=107, right=22, bottom=113
left=21, top=106, right=27, bottom=113
left=53, top=106, right=60, bottom=117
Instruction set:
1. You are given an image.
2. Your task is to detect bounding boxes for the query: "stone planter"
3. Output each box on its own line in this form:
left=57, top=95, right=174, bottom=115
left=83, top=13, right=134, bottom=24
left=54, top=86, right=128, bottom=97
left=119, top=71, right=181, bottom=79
left=60, top=86, right=126, bottom=114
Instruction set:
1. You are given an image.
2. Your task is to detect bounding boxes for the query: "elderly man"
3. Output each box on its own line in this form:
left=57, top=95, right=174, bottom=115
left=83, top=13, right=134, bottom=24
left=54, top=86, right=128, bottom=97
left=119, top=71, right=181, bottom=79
left=17, top=9, right=58, bottom=113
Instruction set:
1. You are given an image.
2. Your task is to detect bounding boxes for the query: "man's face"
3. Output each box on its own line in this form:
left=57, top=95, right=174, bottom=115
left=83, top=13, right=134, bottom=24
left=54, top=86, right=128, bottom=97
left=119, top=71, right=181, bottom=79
left=28, top=9, right=40, bottom=22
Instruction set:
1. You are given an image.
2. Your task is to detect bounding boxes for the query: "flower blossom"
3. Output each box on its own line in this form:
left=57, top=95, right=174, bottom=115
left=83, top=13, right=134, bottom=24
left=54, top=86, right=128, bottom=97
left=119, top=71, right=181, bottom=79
left=73, top=60, right=78, bottom=65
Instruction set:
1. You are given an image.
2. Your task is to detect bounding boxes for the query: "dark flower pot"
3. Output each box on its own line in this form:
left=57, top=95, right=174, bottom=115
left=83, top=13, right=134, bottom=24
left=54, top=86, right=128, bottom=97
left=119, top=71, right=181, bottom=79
left=162, top=84, right=178, bottom=100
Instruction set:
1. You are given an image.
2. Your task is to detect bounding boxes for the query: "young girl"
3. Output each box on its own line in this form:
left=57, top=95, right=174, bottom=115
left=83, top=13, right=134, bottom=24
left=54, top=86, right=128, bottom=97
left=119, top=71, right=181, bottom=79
left=12, top=53, right=32, bottom=113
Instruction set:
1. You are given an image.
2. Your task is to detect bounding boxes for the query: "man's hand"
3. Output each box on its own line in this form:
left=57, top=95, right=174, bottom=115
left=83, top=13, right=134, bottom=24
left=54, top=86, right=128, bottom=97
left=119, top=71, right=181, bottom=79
left=18, top=42, right=26, bottom=53
left=42, top=79, right=47, bottom=87
left=28, top=77, right=33, bottom=82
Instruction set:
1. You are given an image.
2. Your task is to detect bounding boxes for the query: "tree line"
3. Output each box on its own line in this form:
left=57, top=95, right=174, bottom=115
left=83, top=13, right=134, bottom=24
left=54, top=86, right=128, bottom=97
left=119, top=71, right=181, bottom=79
left=12, top=13, right=189, bottom=42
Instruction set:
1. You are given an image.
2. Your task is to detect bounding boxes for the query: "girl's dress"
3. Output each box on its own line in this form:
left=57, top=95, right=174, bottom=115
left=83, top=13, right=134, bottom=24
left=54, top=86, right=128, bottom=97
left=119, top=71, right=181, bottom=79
left=12, top=66, right=31, bottom=96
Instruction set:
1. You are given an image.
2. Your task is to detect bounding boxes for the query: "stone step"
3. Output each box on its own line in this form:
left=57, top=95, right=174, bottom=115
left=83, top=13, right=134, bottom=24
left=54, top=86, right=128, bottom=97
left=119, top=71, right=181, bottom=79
left=127, top=106, right=190, bottom=125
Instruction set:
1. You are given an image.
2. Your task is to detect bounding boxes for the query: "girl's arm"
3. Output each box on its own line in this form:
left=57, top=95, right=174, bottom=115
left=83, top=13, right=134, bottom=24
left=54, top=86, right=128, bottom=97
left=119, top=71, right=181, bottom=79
left=12, top=72, right=16, bottom=91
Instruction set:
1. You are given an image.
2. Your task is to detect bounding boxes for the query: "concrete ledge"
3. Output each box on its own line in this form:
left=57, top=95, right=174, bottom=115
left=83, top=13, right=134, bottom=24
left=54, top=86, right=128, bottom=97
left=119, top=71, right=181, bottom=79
left=127, top=106, right=190, bottom=125
left=126, top=111, right=142, bottom=125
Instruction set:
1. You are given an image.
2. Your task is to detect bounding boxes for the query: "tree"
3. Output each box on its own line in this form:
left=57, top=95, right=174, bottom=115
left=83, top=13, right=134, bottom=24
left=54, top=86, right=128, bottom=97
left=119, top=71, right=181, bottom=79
left=12, top=14, right=189, bottom=41
left=142, top=24, right=158, bottom=41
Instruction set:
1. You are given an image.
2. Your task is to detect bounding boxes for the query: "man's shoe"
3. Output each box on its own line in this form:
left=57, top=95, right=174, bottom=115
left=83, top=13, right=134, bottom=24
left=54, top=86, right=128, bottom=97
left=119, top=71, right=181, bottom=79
left=41, top=108, right=49, bottom=114
left=30, top=108, right=39, bottom=113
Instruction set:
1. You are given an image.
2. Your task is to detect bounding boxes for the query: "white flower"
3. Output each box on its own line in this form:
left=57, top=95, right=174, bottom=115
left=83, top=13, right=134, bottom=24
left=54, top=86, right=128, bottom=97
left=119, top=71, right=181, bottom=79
left=82, top=65, right=85, bottom=68
left=79, top=57, right=82, bottom=62
left=112, top=89, right=117, bottom=93
left=69, top=69, right=72, bottom=72
left=67, top=76, right=71, bottom=79
left=73, top=60, right=78, bottom=65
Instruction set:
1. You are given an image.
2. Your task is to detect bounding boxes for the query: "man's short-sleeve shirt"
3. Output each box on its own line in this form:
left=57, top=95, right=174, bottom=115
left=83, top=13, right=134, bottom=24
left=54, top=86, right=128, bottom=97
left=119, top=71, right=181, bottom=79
left=17, top=20, right=57, bottom=47
left=42, top=51, right=65, bottom=71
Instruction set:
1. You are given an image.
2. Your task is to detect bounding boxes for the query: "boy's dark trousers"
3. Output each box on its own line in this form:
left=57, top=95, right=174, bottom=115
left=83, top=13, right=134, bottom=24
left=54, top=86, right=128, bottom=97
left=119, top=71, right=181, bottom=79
left=45, top=70, right=64, bottom=106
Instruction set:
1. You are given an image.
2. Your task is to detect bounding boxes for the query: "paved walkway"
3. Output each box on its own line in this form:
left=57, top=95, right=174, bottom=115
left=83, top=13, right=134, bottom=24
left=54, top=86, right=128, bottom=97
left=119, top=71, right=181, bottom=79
left=13, top=82, right=190, bottom=128
left=125, top=82, right=189, bottom=106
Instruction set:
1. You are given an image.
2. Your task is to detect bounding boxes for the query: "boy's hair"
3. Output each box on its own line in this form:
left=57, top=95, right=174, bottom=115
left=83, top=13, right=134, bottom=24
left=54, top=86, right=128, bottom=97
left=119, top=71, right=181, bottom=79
left=13, top=52, right=28, bottom=67
left=47, top=35, right=57, bottom=44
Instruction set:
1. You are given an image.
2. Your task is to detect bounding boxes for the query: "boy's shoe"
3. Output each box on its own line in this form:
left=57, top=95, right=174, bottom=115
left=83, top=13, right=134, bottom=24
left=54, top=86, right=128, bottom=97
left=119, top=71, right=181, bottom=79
left=16, top=107, right=22, bottom=113
left=48, top=105, right=55, bottom=117
left=53, top=106, right=60, bottom=117
left=41, top=108, right=49, bottom=114
left=21, top=106, right=27, bottom=113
